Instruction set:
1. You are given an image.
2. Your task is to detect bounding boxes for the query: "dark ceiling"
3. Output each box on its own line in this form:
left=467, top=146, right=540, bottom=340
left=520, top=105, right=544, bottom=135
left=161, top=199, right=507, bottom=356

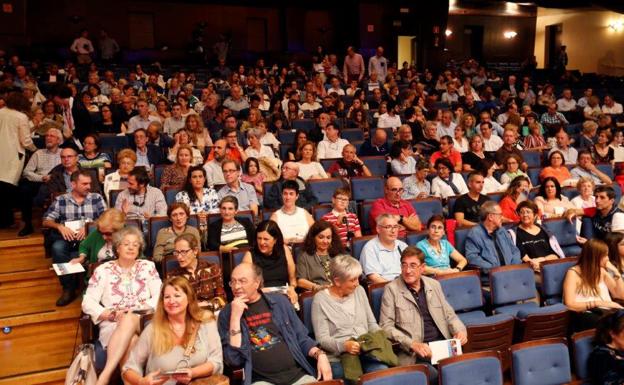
left=510, top=0, right=624, bottom=13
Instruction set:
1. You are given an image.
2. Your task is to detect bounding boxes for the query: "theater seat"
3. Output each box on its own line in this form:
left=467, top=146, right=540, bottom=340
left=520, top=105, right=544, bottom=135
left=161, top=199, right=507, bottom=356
left=542, top=218, right=581, bottom=256
left=510, top=338, right=572, bottom=385
left=439, top=351, right=503, bottom=385
left=351, top=177, right=385, bottom=202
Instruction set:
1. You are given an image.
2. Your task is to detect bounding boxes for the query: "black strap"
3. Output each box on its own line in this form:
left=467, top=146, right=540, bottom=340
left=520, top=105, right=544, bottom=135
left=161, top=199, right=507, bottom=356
left=441, top=176, right=461, bottom=195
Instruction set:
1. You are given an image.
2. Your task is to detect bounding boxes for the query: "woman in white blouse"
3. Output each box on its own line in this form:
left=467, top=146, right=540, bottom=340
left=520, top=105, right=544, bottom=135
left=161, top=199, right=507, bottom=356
left=431, top=158, right=468, bottom=199
left=296, top=140, right=329, bottom=180
left=245, top=128, right=277, bottom=160
left=82, top=227, right=162, bottom=385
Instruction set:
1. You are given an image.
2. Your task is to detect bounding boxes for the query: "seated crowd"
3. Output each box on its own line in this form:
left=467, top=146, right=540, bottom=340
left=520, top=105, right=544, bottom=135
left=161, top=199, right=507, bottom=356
left=4, top=46, right=624, bottom=384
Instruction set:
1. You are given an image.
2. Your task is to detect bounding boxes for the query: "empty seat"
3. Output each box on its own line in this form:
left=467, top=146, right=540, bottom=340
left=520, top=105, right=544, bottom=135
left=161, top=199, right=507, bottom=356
left=367, top=281, right=389, bottom=322
left=596, top=163, right=614, bottom=179
left=541, top=219, right=581, bottom=256
left=164, top=186, right=181, bottom=206
left=408, top=198, right=443, bottom=225
left=523, top=151, right=542, bottom=168
left=452, top=227, right=471, bottom=255
left=540, top=257, right=577, bottom=305
left=312, top=204, right=333, bottom=221
left=438, top=351, right=503, bottom=385
left=341, top=128, right=365, bottom=142
left=510, top=338, right=571, bottom=385
left=308, top=178, right=345, bottom=204
left=351, top=177, right=385, bottom=201
left=292, top=119, right=315, bottom=132
left=358, top=365, right=429, bottom=385
left=571, top=328, right=595, bottom=381
left=405, top=231, right=428, bottom=246
left=351, top=235, right=376, bottom=260
left=436, top=270, right=488, bottom=325
left=298, top=291, right=316, bottom=338
left=359, top=201, right=375, bottom=234
left=278, top=130, right=296, bottom=145
left=362, top=156, right=388, bottom=176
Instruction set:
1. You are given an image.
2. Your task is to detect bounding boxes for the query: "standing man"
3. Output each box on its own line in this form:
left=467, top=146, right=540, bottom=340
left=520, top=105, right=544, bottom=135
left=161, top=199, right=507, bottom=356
left=380, top=246, right=467, bottom=383
left=70, top=29, right=94, bottom=65
left=42, top=170, right=107, bottom=306
left=343, top=46, right=365, bottom=83
left=218, top=263, right=332, bottom=385
left=18, top=128, right=63, bottom=236
left=368, top=46, right=388, bottom=81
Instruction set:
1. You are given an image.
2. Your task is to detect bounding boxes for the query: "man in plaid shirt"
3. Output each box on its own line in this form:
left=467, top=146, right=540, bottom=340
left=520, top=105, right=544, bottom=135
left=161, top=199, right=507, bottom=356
left=43, top=170, right=107, bottom=306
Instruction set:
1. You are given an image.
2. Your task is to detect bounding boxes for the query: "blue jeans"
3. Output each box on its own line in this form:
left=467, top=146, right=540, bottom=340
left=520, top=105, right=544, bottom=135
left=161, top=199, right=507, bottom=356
left=330, top=355, right=389, bottom=380
left=49, top=231, right=80, bottom=291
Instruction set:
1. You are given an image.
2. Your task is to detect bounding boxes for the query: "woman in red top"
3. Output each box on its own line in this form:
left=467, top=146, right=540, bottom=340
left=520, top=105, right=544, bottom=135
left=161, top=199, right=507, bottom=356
left=499, top=175, right=531, bottom=223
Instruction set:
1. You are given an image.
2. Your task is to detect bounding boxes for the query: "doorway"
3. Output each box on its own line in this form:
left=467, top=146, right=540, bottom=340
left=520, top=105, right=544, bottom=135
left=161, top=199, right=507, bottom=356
left=397, top=35, right=417, bottom=68
left=545, top=23, right=562, bottom=69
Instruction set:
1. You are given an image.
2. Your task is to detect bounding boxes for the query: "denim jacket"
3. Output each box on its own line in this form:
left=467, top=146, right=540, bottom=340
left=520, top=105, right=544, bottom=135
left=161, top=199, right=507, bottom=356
left=217, top=292, right=318, bottom=385
left=465, top=224, right=522, bottom=276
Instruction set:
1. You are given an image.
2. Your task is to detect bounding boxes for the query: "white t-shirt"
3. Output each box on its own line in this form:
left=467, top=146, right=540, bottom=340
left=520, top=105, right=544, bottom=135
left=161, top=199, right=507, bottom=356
left=317, top=138, right=349, bottom=159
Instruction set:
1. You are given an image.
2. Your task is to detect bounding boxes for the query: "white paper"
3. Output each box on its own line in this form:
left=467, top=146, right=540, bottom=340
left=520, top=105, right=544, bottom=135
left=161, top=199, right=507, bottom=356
left=64, top=219, right=84, bottom=233
left=53, top=262, right=85, bottom=276
left=428, top=338, right=462, bottom=364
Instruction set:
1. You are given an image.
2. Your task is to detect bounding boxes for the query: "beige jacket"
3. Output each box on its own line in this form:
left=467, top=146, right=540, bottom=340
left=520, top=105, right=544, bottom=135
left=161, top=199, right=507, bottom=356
left=0, top=107, right=36, bottom=185
left=379, top=276, right=466, bottom=354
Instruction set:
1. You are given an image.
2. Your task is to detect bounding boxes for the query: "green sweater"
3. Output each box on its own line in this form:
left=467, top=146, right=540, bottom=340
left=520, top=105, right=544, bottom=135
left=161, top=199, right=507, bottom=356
left=78, top=229, right=107, bottom=264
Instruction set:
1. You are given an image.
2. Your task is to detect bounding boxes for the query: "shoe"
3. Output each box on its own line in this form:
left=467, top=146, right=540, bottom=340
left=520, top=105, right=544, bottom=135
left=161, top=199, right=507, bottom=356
left=56, top=290, right=76, bottom=307
left=18, top=226, right=34, bottom=237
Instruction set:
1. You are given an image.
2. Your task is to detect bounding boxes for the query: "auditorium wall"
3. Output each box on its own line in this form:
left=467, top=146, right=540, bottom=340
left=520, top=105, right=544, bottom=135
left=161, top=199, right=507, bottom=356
left=534, top=7, right=624, bottom=75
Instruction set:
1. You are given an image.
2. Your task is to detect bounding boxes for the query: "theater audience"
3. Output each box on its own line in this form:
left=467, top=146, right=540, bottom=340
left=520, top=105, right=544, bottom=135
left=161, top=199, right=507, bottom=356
left=296, top=221, right=344, bottom=291
left=241, top=220, right=298, bottom=304
left=360, top=214, right=408, bottom=283
left=312, top=254, right=390, bottom=381
left=82, top=226, right=161, bottom=385
left=499, top=176, right=531, bottom=223
left=431, top=158, right=468, bottom=200
left=104, top=148, right=136, bottom=202
left=380, top=246, right=467, bottom=383
left=416, top=216, right=468, bottom=275
left=508, top=201, right=564, bottom=273
left=327, top=143, right=371, bottom=179
left=563, top=239, right=624, bottom=332
left=217, top=159, right=259, bottom=217
left=370, top=177, right=422, bottom=237
left=168, top=234, right=226, bottom=311
left=122, top=276, right=223, bottom=385
left=535, top=177, right=576, bottom=219
left=320, top=188, right=362, bottom=247
left=539, top=151, right=573, bottom=186
left=453, top=171, right=490, bottom=227
left=270, top=180, right=314, bottom=244
left=206, top=196, right=254, bottom=253
left=296, top=141, right=328, bottom=180
left=152, top=202, right=201, bottom=264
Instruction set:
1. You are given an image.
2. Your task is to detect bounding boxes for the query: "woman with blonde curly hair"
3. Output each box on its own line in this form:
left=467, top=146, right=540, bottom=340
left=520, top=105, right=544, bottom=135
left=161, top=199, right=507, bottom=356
left=122, top=276, right=223, bottom=385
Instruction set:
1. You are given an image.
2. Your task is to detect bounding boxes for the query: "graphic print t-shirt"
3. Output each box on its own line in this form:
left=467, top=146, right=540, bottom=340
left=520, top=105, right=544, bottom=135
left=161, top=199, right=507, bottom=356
left=244, top=297, right=306, bottom=385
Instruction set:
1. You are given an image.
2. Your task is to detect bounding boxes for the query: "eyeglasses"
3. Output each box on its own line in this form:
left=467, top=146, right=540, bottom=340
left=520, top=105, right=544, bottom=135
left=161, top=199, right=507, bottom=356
left=334, top=197, right=349, bottom=202
left=429, top=225, right=445, bottom=230
left=388, top=188, right=405, bottom=193
left=173, top=249, right=193, bottom=257
left=229, top=279, right=250, bottom=287
left=379, top=225, right=400, bottom=230
left=222, top=169, right=238, bottom=174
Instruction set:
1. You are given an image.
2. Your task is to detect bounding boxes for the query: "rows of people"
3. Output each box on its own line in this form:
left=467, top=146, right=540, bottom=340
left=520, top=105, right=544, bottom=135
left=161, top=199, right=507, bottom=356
left=3, top=48, right=624, bottom=384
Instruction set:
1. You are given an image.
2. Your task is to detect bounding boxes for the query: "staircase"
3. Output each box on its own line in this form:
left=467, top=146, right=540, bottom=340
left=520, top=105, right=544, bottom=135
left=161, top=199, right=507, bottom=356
left=0, top=232, right=81, bottom=385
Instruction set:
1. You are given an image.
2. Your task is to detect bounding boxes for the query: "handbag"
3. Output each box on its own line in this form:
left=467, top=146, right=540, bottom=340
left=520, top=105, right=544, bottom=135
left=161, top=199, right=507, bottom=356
left=65, top=344, right=97, bottom=385
left=176, top=324, right=230, bottom=385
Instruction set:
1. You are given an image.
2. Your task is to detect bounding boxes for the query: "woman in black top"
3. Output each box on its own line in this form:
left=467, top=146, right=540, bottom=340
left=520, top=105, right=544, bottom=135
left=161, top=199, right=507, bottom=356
left=508, top=200, right=564, bottom=273
left=97, top=105, right=122, bottom=134
left=241, top=220, right=298, bottom=305
left=588, top=309, right=624, bottom=384
left=206, top=196, right=254, bottom=252
left=462, top=134, right=494, bottom=172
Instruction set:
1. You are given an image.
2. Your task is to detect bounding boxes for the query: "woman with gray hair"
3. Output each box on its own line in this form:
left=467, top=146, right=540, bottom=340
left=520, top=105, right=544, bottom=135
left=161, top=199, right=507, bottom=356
left=82, top=226, right=162, bottom=385
left=245, top=127, right=277, bottom=160
left=311, top=254, right=388, bottom=380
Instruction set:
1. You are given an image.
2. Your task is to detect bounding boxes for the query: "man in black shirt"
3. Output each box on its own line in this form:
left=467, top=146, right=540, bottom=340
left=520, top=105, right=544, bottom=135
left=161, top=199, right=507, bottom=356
left=453, top=171, right=490, bottom=227
left=218, top=263, right=332, bottom=385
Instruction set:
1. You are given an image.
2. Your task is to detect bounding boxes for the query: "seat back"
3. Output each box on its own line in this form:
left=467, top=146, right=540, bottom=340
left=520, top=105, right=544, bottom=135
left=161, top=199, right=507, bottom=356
left=207, top=211, right=254, bottom=227
left=596, top=163, right=614, bottom=179
left=351, top=177, right=385, bottom=202
left=341, top=128, right=365, bottom=142
left=405, top=231, right=428, bottom=246
left=571, top=328, right=595, bottom=380
left=298, top=291, right=316, bottom=338
left=452, top=226, right=471, bottom=255
left=291, top=119, right=315, bottom=132
left=308, top=178, right=345, bottom=204
left=464, top=315, right=515, bottom=370
left=489, top=264, right=537, bottom=307
left=439, top=351, right=503, bottom=385
left=540, top=257, right=577, bottom=304
left=352, top=235, right=376, bottom=260
left=312, top=204, right=333, bottom=221
left=164, top=186, right=181, bottom=206
left=519, top=309, right=570, bottom=341
left=277, top=129, right=296, bottom=145
left=148, top=216, right=171, bottom=253
left=367, top=282, right=389, bottom=322
left=361, top=156, right=388, bottom=176
left=358, top=365, right=429, bottom=385
left=359, top=201, right=375, bottom=234
left=109, top=189, right=122, bottom=207
left=408, top=198, right=443, bottom=225
left=436, top=270, right=484, bottom=313
left=527, top=168, right=540, bottom=187
left=262, top=181, right=279, bottom=206
left=153, top=165, right=166, bottom=188
left=542, top=219, right=580, bottom=255
left=229, top=247, right=251, bottom=272
left=511, top=338, right=571, bottom=385
left=523, top=151, right=542, bottom=168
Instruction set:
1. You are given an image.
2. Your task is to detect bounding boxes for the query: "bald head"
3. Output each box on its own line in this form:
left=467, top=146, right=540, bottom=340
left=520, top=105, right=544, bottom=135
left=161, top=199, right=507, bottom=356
left=385, top=177, right=404, bottom=204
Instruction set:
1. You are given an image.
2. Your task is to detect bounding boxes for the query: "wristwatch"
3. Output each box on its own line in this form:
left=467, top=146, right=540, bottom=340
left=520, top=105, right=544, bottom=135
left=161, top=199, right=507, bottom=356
left=312, top=348, right=327, bottom=360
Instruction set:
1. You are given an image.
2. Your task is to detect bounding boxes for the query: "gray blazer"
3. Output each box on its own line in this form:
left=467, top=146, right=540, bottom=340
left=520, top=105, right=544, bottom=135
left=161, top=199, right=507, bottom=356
left=379, top=276, right=466, bottom=354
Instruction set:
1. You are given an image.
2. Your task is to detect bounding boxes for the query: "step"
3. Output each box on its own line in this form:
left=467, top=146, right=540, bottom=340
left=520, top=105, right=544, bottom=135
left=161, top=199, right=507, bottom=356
left=0, top=368, right=67, bottom=385
left=0, top=282, right=81, bottom=320
left=0, top=318, right=78, bottom=378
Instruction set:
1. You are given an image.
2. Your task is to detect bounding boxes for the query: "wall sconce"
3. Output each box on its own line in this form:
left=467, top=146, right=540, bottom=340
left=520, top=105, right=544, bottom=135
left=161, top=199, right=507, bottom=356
left=445, top=29, right=453, bottom=37
left=503, top=31, right=517, bottom=39
left=609, top=20, right=624, bottom=32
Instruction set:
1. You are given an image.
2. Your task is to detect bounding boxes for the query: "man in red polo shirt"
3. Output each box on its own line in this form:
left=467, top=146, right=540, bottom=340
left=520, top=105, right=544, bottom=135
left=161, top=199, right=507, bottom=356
left=369, top=176, right=422, bottom=237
